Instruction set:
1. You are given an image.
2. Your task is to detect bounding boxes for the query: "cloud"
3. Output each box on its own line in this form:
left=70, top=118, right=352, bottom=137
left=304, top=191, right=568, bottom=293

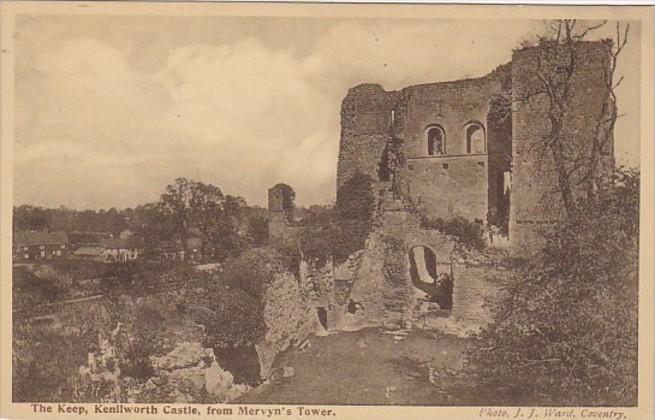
left=303, top=20, right=541, bottom=91
left=14, top=18, right=640, bottom=210
left=16, top=34, right=339, bottom=208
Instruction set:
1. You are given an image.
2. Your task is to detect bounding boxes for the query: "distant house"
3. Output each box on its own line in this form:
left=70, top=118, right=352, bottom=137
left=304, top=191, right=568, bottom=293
left=13, top=230, right=70, bottom=261
left=72, top=246, right=107, bottom=262
left=99, top=235, right=145, bottom=263
left=157, top=240, right=183, bottom=261
left=157, top=237, right=203, bottom=262
left=119, top=229, right=134, bottom=239
left=187, top=237, right=202, bottom=261
left=68, top=231, right=112, bottom=249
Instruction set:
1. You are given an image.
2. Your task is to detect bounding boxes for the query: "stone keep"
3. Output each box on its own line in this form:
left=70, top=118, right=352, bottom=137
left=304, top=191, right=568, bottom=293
left=336, top=41, right=614, bottom=252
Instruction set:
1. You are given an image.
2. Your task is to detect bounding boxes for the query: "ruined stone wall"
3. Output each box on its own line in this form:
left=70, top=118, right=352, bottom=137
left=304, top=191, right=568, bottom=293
left=337, top=84, right=397, bottom=190
left=395, top=75, right=503, bottom=157
left=486, top=64, right=513, bottom=226
left=344, top=207, right=456, bottom=330
left=403, top=155, right=489, bottom=221
left=392, top=72, right=506, bottom=223
left=450, top=260, right=504, bottom=330
left=256, top=270, right=316, bottom=379
left=415, top=254, right=507, bottom=338
left=510, top=41, right=614, bottom=251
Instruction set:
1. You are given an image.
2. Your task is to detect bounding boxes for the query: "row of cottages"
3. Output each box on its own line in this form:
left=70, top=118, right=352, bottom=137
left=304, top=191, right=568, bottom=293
left=157, top=237, right=203, bottom=262
left=13, top=231, right=70, bottom=260
left=13, top=229, right=201, bottom=263
left=73, top=235, right=145, bottom=262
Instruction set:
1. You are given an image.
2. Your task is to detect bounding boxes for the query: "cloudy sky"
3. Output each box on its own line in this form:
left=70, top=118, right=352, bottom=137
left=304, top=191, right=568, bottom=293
left=14, top=15, right=641, bottom=209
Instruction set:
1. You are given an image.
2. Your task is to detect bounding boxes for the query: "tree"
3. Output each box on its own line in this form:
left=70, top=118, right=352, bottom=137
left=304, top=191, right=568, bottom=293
left=159, top=178, right=225, bottom=261
left=520, top=20, right=630, bottom=218
left=247, top=215, right=269, bottom=247
left=180, top=249, right=281, bottom=349
left=460, top=167, right=638, bottom=405
left=158, top=178, right=248, bottom=262
left=13, top=205, right=49, bottom=232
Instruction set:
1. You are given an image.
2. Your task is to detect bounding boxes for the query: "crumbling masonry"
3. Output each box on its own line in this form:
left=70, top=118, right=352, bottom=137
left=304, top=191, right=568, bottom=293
left=267, top=41, right=615, bottom=334
left=337, top=41, right=614, bottom=250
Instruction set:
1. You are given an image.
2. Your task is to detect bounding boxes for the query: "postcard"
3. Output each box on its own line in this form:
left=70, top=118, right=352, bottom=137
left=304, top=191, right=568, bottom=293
left=1, top=2, right=653, bottom=419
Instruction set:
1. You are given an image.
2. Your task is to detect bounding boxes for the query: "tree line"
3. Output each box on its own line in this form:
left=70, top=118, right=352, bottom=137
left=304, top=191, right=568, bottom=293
left=13, top=177, right=269, bottom=262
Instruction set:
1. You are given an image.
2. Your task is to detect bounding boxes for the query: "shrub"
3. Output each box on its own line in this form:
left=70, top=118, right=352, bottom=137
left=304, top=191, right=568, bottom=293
left=117, top=305, right=162, bottom=381
left=219, top=248, right=284, bottom=300
left=459, top=167, right=639, bottom=405
left=247, top=215, right=269, bottom=247
left=208, top=288, right=267, bottom=348
left=420, top=216, right=486, bottom=251
left=28, top=264, right=74, bottom=300
left=299, top=219, right=340, bottom=266
left=336, top=173, right=376, bottom=222
left=297, top=173, right=376, bottom=265
left=180, top=248, right=286, bottom=349
left=13, top=324, right=97, bottom=402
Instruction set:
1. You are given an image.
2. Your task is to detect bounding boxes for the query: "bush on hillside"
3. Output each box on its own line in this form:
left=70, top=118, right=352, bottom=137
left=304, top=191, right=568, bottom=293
left=247, top=215, right=269, bottom=247
left=180, top=248, right=284, bottom=349
left=219, top=248, right=286, bottom=300
left=13, top=324, right=98, bottom=402
left=420, top=216, right=486, bottom=251
left=458, top=167, right=639, bottom=405
left=336, top=173, right=376, bottom=222
left=298, top=173, right=377, bottom=266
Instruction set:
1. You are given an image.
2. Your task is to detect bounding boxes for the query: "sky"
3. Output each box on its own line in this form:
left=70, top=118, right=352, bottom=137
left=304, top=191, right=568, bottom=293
left=13, top=16, right=641, bottom=209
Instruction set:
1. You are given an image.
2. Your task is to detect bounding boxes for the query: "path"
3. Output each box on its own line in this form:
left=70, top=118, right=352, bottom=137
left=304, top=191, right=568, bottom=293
left=237, top=328, right=469, bottom=406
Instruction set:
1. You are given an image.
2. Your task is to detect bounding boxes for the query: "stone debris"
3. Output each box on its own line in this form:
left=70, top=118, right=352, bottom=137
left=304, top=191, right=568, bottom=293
left=356, top=338, right=367, bottom=349
left=129, top=341, right=250, bottom=403
left=282, top=366, right=296, bottom=378
left=384, top=386, right=397, bottom=399
left=150, top=341, right=212, bottom=371
left=297, top=339, right=311, bottom=351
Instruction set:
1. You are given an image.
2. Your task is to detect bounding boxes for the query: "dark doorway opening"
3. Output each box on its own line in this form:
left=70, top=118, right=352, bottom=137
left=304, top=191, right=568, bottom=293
left=316, top=307, right=328, bottom=331
left=408, top=246, right=453, bottom=311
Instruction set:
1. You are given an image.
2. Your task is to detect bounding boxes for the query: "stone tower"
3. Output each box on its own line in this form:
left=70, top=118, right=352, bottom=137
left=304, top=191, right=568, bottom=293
left=267, top=183, right=295, bottom=240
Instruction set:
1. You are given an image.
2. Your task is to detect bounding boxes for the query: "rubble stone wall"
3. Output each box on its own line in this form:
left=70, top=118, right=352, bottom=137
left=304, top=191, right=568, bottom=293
left=510, top=41, right=614, bottom=252
left=256, top=270, right=316, bottom=380
left=337, top=84, right=396, bottom=190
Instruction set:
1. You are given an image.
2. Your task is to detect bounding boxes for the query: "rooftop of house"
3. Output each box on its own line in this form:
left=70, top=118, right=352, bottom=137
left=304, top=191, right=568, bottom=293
left=99, top=235, right=145, bottom=250
left=158, top=237, right=202, bottom=251
left=73, top=246, right=106, bottom=256
left=14, top=230, right=69, bottom=247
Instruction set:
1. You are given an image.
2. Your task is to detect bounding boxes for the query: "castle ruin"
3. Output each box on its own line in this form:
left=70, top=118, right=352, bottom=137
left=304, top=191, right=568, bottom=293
left=337, top=40, right=614, bottom=250
left=267, top=40, right=615, bottom=334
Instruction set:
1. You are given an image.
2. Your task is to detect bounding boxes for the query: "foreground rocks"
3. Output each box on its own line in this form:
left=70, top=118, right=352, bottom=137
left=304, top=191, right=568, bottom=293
left=138, top=341, right=250, bottom=403
left=77, top=337, right=250, bottom=403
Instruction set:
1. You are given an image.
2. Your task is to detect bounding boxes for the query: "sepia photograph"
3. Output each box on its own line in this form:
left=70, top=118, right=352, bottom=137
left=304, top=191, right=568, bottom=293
left=0, top=2, right=653, bottom=419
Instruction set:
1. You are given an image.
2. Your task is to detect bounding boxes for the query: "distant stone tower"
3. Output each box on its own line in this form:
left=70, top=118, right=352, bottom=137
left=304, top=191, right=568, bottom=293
left=268, top=183, right=295, bottom=240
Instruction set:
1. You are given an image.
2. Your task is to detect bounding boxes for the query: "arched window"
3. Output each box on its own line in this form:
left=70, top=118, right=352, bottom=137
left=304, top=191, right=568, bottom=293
left=426, top=125, right=446, bottom=156
left=465, top=122, right=486, bottom=154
